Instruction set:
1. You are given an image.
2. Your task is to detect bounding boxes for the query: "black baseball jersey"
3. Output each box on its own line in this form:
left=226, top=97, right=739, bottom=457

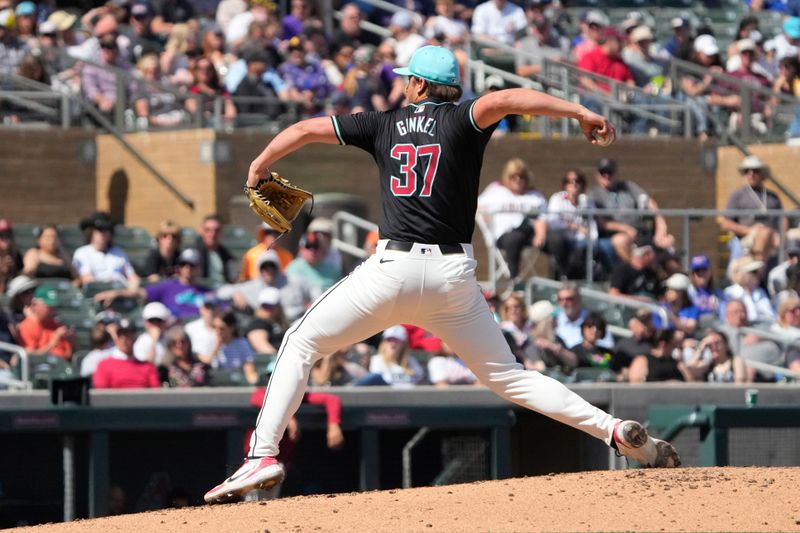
left=332, top=97, right=498, bottom=244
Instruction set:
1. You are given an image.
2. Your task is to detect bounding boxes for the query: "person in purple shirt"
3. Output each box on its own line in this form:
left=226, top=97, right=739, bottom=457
left=94, top=248, right=210, bottom=319
left=278, top=35, right=332, bottom=114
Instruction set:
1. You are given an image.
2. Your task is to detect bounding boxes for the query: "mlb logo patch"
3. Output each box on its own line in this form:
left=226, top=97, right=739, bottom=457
left=420, top=247, right=433, bottom=255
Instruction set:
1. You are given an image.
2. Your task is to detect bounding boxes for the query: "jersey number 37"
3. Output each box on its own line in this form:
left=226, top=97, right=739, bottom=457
left=390, top=143, right=441, bottom=197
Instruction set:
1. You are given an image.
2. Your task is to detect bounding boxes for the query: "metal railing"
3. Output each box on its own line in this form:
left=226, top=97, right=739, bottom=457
left=0, top=341, right=31, bottom=391
left=331, top=210, right=378, bottom=261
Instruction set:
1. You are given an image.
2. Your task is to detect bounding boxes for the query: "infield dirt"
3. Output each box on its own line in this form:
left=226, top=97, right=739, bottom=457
left=11, top=466, right=800, bottom=532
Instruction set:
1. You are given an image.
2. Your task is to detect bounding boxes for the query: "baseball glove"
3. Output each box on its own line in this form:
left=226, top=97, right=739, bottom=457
left=244, top=171, right=313, bottom=234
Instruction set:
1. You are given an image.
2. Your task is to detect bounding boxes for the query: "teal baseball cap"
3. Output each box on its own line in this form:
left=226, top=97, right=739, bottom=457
left=393, top=46, right=460, bottom=87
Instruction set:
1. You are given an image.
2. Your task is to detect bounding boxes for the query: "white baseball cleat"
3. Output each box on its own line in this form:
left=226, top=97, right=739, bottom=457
left=613, top=420, right=681, bottom=468
left=204, top=456, right=285, bottom=504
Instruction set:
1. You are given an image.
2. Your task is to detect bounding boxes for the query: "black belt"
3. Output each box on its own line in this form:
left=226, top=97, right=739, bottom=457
left=385, top=240, right=464, bottom=254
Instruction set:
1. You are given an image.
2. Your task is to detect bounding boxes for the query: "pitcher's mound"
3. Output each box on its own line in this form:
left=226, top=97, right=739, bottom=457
left=12, top=467, right=800, bottom=532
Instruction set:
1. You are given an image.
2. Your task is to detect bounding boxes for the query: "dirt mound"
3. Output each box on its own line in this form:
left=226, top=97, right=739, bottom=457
left=12, top=467, right=800, bottom=533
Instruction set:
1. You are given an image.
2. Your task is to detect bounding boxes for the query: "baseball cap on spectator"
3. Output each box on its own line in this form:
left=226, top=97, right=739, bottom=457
left=664, top=273, right=691, bottom=291
left=47, top=10, right=77, bottom=31
left=671, top=16, right=689, bottom=29
left=738, top=155, right=766, bottom=173
left=783, top=17, right=800, bottom=39
left=597, top=158, right=617, bottom=174
left=143, top=302, right=172, bottom=322
left=94, top=309, right=122, bottom=325
left=582, top=9, right=609, bottom=27
left=0, top=9, right=14, bottom=28
left=38, top=20, right=56, bottom=34
left=736, top=38, right=756, bottom=53
left=177, top=248, right=200, bottom=266
left=7, top=275, right=37, bottom=299
left=383, top=325, right=408, bottom=342
left=307, top=217, right=333, bottom=234
left=599, top=26, right=625, bottom=43
left=630, top=26, right=654, bottom=43
left=528, top=300, right=555, bottom=323
left=131, top=2, right=153, bottom=17
left=80, top=211, right=114, bottom=232
left=690, top=254, right=710, bottom=271
left=33, top=285, right=57, bottom=306
left=389, top=10, right=414, bottom=29
left=693, top=34, right=719, bottom=56
left=258, top=287, right=281, bottom=306
left=15, top=1, right=36, bottom=16
left=258, top=250, right=281, bottom=269
left=393, top=46, right=460, bottom=87
left=621, top=11, right=644, bottom=32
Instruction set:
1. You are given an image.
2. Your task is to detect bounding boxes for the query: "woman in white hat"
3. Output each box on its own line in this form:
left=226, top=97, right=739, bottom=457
left=358, top=325, right=424, bottom=386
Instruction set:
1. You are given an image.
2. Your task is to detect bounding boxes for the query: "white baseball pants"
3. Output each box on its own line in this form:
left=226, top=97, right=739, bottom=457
left=249, top=240, right=619, bottom=457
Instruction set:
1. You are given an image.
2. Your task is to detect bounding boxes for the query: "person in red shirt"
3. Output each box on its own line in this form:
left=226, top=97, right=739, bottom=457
left=18, top=285, right=74, bottom=360
left=92, top=319, right=160, bottom=389
left=577, top=26, right=634, bottom=115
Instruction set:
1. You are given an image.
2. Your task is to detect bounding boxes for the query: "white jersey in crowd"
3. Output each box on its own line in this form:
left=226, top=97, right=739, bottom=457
left=368, top=354, right=425, bottom=386
left=543, top=191, right=598, bottom=241
left=133, top=333, right=169, bottom=367
left=72, top=244, right=135, bottom=285
left=477, top=181, right=546, bottom=240
left=470, top=0, right=527, bottom=46
left=185, top=318, right=217, bottom=357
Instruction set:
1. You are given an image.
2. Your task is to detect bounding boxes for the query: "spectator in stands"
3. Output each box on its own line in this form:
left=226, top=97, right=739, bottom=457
left=577, top=26, right=634, bottom=116
left=0, top=8, right=28, bottom=77
left=771, top=295, right=800, bottom=340
left=141, top=220, right=182, bottom=282
left=342, top=44, right=389, bottom=112
left=387, top=11, right=425, bottom=67
left=227, top=2, right=279, bottom=53
left=186, top=55, right=237, bottom=126
left=79, top=312, right=120, bottom=376
left=322, top=43, right=354, bottom=88
left=216, top=0, right=247, bottom=35
left=133, top=302, right=174, bottom=367
left=515, top=8, right=566, bottom=79
left=244, top=287, right=286, bottom=355
left=279, top=35, right=333, bottom=114
left=12, top=2, right=35, bottom=45
left=629, top=328, right=693, bottom=383
left=724, top=256, right=775, bottom=323
left=165, top=325, right=210, bottom=387
left=285, top=231, right=341, bottom=299
left=201, top=26, right=235, bottom=78
left=720, top=38, right=771, bottom=135
left=685, top=329, right=747, bottom=383
left=427, top=342, right=477, bottom=386
left=772, top=17, right=800, bottom=62
left=159, top=23, right=196, bottom=87
left=232, top=46, right=285, bottom=118
left=374, top=41, right=405, bottom=109
left=534, top=169, right=596, bottom=279
left=768, top=241, right=800, bottom=299
left=221, top=250, right=311, bottom=321
left=195, top=214, right=236, bottom=285
left=571, top=9, right=607, bottom=63
left=477, top=158, right=546, bottom=280
left=240, top=224, right=293, bottom=280
left=282, top=0, right=322, bottom=40
left=133, top=54, right=187, bottom=128
left=306, top=217, right=342, bottom=274
left=73, top=211, right=139, bottom=287
left=0, top=219, right=23, bottom=293
left=358, top=325, right=425, bottom=386
left=81, top=32, right=135, bottom=118
left=93, top=319, right=160, bottom=388
left=123, top=1, right=163, bottom=65
left=424, top=0, right=468, bottom=50
left=22, top=224, right=77, bottom=282
left=622, top=25, right=671, bottom=135
left=499, top=292, right=531, bottom=355
left=589, top=158, right=675, bottom=264
left=748, top=0, right=800, bottom=15
left=678, top=34, right=723, bottom=141
left=654, top=273, right=700, bottom=336
left=94, top=248, right=210, bottom=319
left=568, top=312, right=619, bottom=375
left=773, top=56, right=800, bottom=138
left=554, top=283, right=613, bottom=349
left=609, top=243, right=660, bottom=301
left=662, top=16, right=692, bottom=61
left=18, top=285, right=74, bottom=360
left=687, top=254, right=721, bottom=318
left=615, top=308, right=656, bottom=375
left=202, top=310, right=258, bottom=384
left=311, top=347, right=368, bottom=386
left=151, top=0, right=195, bottom=35
left=5, top=275, right=36, bottom=334
left=185, top=296, right=220, bottom=359
left=470, top=0, right=526, bottom=46
left=720, top=155, right=783, bottom=269
left=68, top=12, right=121, bottom=61
left=331, top=4, right=381, bottom=50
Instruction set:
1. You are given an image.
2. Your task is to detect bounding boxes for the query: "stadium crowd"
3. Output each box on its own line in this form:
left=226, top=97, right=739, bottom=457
left=0, top=0, right=798, bottom=137
left=0, top=149, right=799, bottom=389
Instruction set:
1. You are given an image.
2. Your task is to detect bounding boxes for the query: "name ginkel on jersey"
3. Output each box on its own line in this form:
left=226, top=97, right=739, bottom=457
left=332, top=98, right=499, bottom=245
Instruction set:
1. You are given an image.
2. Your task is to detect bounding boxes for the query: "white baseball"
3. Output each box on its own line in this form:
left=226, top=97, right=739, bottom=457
left=593, top=129, right=613, bottom=147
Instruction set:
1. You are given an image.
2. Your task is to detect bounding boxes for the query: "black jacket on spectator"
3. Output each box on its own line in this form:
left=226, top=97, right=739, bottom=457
left=194, top=238, right=236, bottom=283
left=140, top=248, right=180, bottom=279
left=233, top=75, right=282, bottom=118
left=153, top=0, right=195, bottom=23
